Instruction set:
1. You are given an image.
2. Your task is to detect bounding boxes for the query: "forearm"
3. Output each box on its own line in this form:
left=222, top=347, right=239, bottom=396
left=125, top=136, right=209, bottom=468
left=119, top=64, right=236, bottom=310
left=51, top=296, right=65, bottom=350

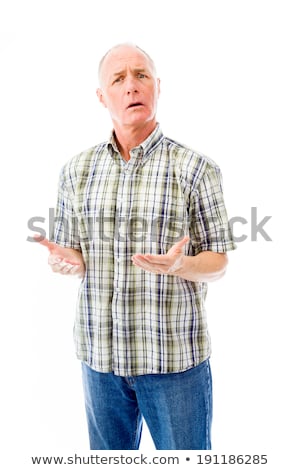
left=175, top=251, right=228, bottom=282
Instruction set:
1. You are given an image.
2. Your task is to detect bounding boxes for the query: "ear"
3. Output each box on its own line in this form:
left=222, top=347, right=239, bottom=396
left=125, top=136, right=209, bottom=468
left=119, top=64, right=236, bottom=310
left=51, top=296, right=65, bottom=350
left=156, top=78, right=161, bottom=98
left=96, top=88, right=107, bottom=108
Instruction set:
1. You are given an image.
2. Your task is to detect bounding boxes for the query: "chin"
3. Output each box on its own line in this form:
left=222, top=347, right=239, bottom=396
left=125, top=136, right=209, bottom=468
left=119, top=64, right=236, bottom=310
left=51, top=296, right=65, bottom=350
left=126, top=116, right=152, bottom=127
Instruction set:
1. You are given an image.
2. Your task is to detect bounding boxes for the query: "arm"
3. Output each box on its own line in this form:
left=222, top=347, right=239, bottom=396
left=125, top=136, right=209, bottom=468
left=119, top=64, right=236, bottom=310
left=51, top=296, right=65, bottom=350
left=175, top=250, right=228, bottom=282
left=38, top=158, right=86, bottom=276
left=132, top=161, right=235, bottom=280
left=131, top=236, right=228, bottom=282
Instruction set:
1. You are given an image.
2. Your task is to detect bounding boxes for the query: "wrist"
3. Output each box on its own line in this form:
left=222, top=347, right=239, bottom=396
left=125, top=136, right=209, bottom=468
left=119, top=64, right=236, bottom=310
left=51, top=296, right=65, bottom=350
left=172, top=256, right=197, bottom=281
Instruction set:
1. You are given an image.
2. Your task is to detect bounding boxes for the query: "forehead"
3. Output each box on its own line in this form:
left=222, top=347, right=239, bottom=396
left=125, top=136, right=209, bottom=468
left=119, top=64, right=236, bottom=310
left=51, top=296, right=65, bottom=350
left=103, top=46, right=153, bottom=75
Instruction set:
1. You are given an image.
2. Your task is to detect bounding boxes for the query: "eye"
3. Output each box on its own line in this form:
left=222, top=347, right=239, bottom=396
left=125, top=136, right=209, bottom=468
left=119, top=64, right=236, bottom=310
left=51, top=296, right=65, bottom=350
left=137, top=73, right=146, bottom=79
left=113, top=76, right=124, bottom=84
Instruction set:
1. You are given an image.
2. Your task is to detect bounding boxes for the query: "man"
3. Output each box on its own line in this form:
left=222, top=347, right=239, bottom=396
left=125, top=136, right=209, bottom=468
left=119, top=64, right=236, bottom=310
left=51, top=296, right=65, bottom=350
left=37, top=43, right=236, bottom=450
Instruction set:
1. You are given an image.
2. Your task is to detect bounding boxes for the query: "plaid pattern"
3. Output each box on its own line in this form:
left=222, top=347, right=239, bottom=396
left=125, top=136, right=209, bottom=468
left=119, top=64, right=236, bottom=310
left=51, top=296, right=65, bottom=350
left=54, top=125, right=236, bottom=376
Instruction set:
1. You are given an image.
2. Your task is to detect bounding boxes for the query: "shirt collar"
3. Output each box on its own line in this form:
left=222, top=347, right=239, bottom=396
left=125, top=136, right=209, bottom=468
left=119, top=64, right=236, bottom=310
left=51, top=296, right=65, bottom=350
left=107, top=123, right=164, bottom=161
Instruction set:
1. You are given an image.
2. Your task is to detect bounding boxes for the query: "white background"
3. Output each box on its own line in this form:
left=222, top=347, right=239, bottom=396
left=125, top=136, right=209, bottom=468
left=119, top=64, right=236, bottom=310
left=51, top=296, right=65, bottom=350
left=1, top=0, right=299, bottom=467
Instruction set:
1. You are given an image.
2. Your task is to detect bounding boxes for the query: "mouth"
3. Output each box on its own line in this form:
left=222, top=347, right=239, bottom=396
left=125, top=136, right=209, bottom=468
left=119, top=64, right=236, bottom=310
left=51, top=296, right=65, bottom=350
left=127, top=102, right=144, bottom=109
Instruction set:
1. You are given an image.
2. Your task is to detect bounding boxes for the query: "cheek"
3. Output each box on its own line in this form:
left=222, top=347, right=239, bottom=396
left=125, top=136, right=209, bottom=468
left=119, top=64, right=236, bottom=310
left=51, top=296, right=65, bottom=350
left=151, top=91, right=159, bottom=107
left=150, top=84, right=159, bottom=101
left=104, top=99, right=118, bottom=114
left=107, top=94, right=122, bottom=110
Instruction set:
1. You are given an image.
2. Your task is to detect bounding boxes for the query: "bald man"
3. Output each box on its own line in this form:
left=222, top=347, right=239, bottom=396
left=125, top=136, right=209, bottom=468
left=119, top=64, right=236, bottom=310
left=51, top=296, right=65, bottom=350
left=37, top=43, right=236, bottom=450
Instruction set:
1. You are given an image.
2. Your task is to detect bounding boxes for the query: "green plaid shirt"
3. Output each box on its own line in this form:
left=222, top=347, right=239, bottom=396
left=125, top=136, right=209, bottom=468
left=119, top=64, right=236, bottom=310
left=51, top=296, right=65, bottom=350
left=54, top=124, right=236, bottom=376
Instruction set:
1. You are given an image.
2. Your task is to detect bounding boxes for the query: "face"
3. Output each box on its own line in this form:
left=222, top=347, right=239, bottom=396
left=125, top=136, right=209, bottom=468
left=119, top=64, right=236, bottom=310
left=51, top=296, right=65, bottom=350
left=97, top=46, right=160, bottom=131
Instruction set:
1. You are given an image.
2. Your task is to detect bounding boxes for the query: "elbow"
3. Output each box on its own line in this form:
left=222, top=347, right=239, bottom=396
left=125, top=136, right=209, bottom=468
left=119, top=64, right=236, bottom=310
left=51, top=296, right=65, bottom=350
left=209, top=253, right=228, bottom=282
left=213, top=265, right=227, bottom=281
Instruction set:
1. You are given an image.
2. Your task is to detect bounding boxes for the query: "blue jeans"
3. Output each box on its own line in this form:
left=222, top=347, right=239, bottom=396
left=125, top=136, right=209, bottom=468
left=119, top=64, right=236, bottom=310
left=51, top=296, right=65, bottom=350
left=81, top=359, right=212, bottom=450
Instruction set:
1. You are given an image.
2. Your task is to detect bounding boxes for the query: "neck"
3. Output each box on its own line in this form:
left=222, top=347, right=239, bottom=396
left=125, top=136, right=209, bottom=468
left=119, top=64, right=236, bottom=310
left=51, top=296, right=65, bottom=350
left=113, top=120, right=157, bottom=161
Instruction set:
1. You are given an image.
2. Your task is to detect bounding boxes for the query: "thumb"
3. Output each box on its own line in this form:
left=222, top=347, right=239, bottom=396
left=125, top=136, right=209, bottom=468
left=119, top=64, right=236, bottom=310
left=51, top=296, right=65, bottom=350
left=168, top=236, right=190, bottom=255
left=34, top=234, right=55, bottom=253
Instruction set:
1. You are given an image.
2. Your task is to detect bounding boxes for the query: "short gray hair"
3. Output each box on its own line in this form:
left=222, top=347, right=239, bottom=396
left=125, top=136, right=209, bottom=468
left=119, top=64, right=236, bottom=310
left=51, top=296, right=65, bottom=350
left=98, top=42, right=157, bottom=86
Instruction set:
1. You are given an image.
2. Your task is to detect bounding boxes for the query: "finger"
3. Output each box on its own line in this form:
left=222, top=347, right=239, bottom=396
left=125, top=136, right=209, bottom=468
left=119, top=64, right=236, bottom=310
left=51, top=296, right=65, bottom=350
left=56, top=260, right=81, bottom=269
left=168, top=236, right=190, bottom=254
left=132, top=254, right=169, bottom=266
left=62, top=258, right=81, bottom=266
left=50, top=262, right=78, bottom=275
left=69, top=265, right=81, bottom=275
left=48, top=255, right=80, bottom=268
left=133, top=237, right=190, bottom=263
left=60, top=264, right=76, bottom=274
left=34, top=234, right=53, bottom=250
left=50, top=263, right=64, bottom=273
left=131, top=257, right=149, bottom=269
left=48, top=255, right=62, bottom=265
left=132, top=258, right=167, bottom=274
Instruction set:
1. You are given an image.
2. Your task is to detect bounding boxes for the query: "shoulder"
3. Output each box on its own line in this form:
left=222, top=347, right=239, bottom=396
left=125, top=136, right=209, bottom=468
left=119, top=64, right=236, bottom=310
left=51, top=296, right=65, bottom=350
left=59, top=141, right=107, bottom=184
left=162, top=136, right=221, bottom=188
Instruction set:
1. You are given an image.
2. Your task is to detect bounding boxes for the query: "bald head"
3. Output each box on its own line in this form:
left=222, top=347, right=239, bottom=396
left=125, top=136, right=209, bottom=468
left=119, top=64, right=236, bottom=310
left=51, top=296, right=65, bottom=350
left=98, top=43, right=157, bottom=87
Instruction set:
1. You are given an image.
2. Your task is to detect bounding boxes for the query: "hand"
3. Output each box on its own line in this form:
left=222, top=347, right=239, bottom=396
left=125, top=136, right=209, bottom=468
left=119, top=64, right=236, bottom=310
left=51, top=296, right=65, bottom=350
left=34, top=235, right=85, bottom=277
left=131, top=236, right=190, bottom=275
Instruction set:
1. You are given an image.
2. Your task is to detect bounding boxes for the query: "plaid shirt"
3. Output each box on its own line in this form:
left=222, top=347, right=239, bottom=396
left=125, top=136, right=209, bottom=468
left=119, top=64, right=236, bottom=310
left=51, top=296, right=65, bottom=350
left=54, top=124, right=236, bottom=376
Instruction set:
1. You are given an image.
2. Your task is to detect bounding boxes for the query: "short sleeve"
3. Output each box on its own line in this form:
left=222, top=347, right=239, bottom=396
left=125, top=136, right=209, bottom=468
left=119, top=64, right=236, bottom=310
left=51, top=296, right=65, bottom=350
left=52, top=167, right=81, bottom=250
left=189, top=163, right=236, bottom=254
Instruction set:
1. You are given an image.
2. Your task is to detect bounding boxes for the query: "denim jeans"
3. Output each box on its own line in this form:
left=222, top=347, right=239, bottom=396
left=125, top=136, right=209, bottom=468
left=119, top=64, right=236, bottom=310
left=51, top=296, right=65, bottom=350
left=81, top=359, right=212, bottom=450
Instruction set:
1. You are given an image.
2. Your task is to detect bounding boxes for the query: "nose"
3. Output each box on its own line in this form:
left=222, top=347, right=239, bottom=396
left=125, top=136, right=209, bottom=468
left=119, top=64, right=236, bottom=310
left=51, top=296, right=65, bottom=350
left=126, top=76, right=139, bottom=94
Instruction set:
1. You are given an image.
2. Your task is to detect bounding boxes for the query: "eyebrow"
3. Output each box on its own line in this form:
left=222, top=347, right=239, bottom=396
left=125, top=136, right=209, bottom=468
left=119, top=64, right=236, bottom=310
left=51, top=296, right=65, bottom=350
left=111, top=67, right=149, bottom=78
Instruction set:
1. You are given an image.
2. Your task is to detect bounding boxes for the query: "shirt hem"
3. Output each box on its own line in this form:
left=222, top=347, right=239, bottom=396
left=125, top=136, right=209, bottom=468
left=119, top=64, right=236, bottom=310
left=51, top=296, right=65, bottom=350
left=78, top=355, right=211, bottom=377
